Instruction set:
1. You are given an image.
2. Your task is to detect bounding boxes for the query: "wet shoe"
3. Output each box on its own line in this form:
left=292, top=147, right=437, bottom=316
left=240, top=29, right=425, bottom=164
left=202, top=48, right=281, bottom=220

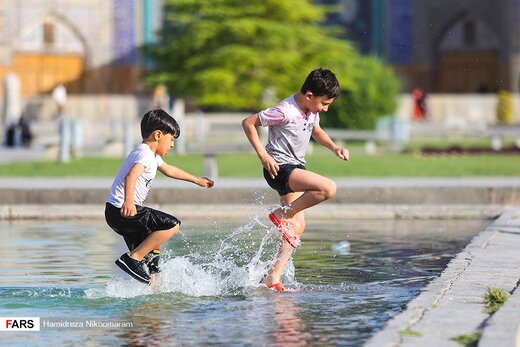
left=268, top=283, right=286, bottom=291
left=115, top=253, right=151, bottom=284
left=143, top=249, right=161, bottom=274
left=268, top=213, right=301, bottom=248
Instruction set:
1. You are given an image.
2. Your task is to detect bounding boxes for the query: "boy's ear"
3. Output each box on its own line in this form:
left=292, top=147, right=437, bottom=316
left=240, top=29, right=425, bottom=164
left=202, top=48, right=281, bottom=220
left=153, top=130, right=161, bottom=141
left=304, top=91, right=314, bottom=100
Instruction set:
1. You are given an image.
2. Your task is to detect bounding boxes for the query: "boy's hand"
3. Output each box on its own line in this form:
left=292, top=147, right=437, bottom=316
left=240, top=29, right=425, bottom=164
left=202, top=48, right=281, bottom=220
left=121, top=201, right=137, bottom=217
left=334, top=147, right=349, bottom=161
left=260, top=154, right=279, bottom=179
left=198, top=177, right=214, bottom=188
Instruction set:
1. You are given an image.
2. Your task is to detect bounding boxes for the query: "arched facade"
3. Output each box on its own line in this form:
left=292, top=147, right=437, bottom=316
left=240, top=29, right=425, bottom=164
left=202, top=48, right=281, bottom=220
left=8, top=12, right=86, bottom=97
left=393, top=0, right=518, bottom=93
left=330, top=0, right=520, bottom=93
left=434, top=11, right=504, bottom=93
left=0, top=0, right=162, bottom=98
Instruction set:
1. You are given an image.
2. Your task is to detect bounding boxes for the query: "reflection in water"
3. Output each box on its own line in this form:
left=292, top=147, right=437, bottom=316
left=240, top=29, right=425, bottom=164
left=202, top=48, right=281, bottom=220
left=270, top=295, right=311, bottom=347
left=0, top=217, right=487, bottom=346
left=331, top=240, right=351, bottom=255
left=119, top=303, right=170, bottom=347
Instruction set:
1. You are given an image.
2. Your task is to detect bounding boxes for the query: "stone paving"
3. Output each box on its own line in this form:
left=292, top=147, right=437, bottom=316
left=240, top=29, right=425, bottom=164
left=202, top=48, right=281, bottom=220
left=365, top=208, right=520, bottom=347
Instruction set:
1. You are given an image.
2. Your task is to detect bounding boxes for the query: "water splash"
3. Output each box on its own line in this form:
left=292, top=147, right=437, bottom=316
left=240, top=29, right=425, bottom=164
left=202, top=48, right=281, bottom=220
left=3, top=287, right=75, bottom=299
left=86, top=210, right=297, bottom=298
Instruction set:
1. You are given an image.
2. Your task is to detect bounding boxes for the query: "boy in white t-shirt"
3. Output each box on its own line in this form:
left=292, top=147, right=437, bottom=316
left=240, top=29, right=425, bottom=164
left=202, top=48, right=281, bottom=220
left=242, top=68, right=349, bottom=291
left=106, top=109, right=214, bottom=284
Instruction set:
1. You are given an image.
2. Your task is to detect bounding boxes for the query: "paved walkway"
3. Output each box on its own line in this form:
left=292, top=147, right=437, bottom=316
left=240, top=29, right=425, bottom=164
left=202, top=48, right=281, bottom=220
left=365, top=208, right=520, bottom=347
left=0, top=146, right=48, bottom=162
left=0, top=177, right=519, bottom=189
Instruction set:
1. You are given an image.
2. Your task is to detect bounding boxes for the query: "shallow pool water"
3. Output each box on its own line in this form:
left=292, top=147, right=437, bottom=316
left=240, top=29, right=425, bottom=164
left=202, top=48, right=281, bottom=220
left=0, top=213, right=487, bottom=346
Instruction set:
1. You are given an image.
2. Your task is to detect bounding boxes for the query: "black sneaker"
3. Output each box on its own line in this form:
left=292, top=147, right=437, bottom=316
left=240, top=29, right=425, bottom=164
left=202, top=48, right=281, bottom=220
left=115, top=253, right=151, bottom=284
left=143, top=249, right=161, bottom=274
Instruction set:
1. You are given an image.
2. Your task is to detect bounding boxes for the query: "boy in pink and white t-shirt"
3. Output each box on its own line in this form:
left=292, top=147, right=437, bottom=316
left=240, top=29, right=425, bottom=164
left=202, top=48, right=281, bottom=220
left=242, top=68, right=349, bottom=291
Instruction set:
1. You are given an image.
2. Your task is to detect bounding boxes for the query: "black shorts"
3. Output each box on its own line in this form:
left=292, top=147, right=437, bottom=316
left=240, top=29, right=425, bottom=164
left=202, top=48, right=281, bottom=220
left=105, top=203, right=181, bottom=251
left=263, top=164, right=305, bottom=196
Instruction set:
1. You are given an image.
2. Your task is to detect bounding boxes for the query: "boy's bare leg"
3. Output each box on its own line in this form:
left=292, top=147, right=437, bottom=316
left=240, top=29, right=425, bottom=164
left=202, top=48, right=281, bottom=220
left=264, top=170, right=336, bottom=287
left=262, top=241, right=295, bottom=287
left=149, top=273, right=157, bottom=287
left=128, top=225, right=180, bottom=261
left=263, top=193, right=305, bottom=287
left=272, top=169, right=336, bottom=222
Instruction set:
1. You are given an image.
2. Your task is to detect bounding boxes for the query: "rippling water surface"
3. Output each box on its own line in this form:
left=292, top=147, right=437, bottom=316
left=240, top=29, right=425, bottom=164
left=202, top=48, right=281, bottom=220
left=0, top=213, right=487, bottom=346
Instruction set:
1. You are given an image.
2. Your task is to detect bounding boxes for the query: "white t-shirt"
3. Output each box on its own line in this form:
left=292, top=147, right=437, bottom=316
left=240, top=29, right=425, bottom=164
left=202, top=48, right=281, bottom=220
left=106, top=143, right=164, bottom=208
left=258, top=94, right=320, bottom=165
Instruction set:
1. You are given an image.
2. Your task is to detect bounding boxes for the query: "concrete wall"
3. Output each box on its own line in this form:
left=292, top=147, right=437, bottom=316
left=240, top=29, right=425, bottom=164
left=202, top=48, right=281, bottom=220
left=19, top=94, right=151, bottom=151
left=21, top=93, right=519, bottom=126
left=2, top=93, right=520, bottom=149
left=395, top=94, right=520, bottom=129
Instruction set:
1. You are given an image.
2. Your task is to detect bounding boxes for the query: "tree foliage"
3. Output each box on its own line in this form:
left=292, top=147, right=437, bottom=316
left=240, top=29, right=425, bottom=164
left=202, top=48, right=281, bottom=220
left=496, top=90, right=514, bottom=125
left=145, top=0, right=399, bottom=129
left=322, top=56, right=400, bottom=129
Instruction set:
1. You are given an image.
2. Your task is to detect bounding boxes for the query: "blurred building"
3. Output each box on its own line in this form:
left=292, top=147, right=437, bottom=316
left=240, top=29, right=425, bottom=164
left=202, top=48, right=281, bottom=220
left=0, top=0, right=163, bottom=98
left=322, top=0, right=520, bottom=93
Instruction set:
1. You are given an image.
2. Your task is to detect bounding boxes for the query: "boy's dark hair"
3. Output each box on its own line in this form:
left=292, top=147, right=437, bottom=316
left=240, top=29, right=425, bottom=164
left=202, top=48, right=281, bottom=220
left=300, top=68, right=340, bottom=99
left=140, top=109, right=180, bottom=139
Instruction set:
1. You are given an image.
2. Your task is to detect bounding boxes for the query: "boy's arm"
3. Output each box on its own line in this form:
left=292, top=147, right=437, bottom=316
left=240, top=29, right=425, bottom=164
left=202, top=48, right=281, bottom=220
left=312, top=124, right=349, bottom=161
left=121, top=163, right=145, bottom=217
left=242, top=113, right=279, bottom=179
left=158, top=163, right=214, bottom=188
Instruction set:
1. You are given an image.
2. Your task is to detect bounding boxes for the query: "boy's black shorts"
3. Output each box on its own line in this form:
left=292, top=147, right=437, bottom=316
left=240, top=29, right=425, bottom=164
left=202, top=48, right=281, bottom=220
left=263, top=163, right=305, bottom=196
left=105, top=203, right=181, bottom=251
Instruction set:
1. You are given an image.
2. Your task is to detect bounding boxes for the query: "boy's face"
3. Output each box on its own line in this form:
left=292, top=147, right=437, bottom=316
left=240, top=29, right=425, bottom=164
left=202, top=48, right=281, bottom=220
left=156, top=131, right=175, bottom=157
left=305, top=92, right=335, bottom=114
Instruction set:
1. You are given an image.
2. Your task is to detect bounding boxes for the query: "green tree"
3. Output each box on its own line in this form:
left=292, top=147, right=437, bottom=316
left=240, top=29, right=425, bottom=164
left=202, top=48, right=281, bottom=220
left=496, top=90, right=514, bottom=125
left=145, top=0, right=399, bottom=129
left=322, top=56, right=400, bottom=129
left=146, top=0, right=352, bottom=109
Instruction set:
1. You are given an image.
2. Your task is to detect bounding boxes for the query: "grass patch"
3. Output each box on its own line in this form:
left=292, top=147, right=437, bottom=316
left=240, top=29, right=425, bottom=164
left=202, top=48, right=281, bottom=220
left=483, top=287, right=510, bottom=314
left=0, top=155, right=205, bottom=177
left=452, top=331, right=482, bottom=347
left=0, top=151, right=519, bottom=177
left=406, top=138, right=516, bottom=150
left=399, top=329, right=422, bottom=337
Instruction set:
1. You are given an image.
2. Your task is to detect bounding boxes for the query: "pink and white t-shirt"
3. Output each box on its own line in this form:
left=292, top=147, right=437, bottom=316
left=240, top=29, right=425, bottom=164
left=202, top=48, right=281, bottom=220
left=259, top=94, right=319, bottom=165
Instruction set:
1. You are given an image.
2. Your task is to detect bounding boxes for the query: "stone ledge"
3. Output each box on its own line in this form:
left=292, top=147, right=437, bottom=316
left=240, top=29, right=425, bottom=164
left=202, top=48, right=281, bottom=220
left=0, top=186, right=517, bottom=204
left=0, top=204, right=506, bottom=220
left=365, top=207, right=520, bottom=347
